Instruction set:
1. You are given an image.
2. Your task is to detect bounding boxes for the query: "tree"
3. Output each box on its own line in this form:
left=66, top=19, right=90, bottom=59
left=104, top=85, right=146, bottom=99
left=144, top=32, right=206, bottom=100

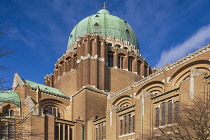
left=0, top=22, right=15, bottom=90
left=149, top=96, right=210, bottom=140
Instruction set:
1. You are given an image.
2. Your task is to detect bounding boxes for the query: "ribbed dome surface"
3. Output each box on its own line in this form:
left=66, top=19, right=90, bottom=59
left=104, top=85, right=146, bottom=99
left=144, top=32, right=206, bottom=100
left=67, top=9, right=139, bottom=50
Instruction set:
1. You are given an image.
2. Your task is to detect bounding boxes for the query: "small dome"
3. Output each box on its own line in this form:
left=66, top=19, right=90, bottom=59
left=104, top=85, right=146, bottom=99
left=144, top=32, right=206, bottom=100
left=67, top=9, right=139, bottom=50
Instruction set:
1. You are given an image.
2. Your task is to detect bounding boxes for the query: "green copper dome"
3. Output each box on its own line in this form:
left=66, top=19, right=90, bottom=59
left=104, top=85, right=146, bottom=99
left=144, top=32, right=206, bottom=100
left=67, top=9, right=139, bottom=50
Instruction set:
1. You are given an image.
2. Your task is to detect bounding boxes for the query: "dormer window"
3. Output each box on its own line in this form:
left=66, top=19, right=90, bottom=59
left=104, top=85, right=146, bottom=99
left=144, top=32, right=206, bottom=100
left=95, top=15, right=99, bottom=17
left=70, top=34, right=73, bottom=38
left=94, top=23, right=100, bottom=26
left=125, top=29, right=129, bottom=34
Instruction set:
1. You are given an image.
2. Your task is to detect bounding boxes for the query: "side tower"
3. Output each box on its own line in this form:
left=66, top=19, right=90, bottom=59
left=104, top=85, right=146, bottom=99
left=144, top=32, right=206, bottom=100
left=44, top=9, right=151, bottom=96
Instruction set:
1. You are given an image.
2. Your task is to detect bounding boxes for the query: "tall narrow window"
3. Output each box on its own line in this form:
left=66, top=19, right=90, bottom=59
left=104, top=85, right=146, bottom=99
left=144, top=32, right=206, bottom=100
left=168, top=100, right=173, bottom=124
left=174, top=101, right=179, bottom=123
left=8, top=124, right=14, bottom=138
left=10, top=110, right=14, bottom=116
left=94, top=23, right=100, bottom=33
left=48, top=107, right=52, bottom=114
left=2, top=123, right=7, bottom=136
left=96, top=127, right=99, bottom=140
left=65, top=125, right=68, bottom=140
left=124, top=115, right=127, bottom=134
left=120, top=119, right=123, bottom=135
left=132, top=115, right=135, bottom=132
left=137, top=60, right=141, bottom=75
left=144, top=65, right=148, bottom=77
left=155, top=107, right=159, bottom=127
left=118, top=54, right=125, bottom=69
left=102, top=125, right=106, bottom=139
left=108, top=52, right=114, bottom=67
left=128, top=114, right=132, bottom=133
left=121, top=57, right=124, bottom=69
left=53, top=108, right=57, bottom=117
left=161, top=103, right=166, bottom=125
left=55, top=126, right=59, bottom=139
left=98, top=124, right=100, bottom=140
left=60, top=124, right=63, bottom=140
left=58, top=112, right=61, bottom=118
left=5, top=109, right=9, bottom=116
left=81, top=125, right=85, bottom=140
left=128, top=57, right=134, bottom=72
left=70, top=127, right=73, bottom=140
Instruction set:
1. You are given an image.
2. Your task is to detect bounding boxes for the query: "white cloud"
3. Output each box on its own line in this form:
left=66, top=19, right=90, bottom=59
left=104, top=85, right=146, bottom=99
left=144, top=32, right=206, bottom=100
left=156, top=24, right=210, bottom=68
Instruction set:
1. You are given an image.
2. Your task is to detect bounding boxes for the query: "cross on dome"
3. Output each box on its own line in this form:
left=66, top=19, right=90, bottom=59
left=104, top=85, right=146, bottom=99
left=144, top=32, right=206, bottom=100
left=102, top=2, right=107, bottom=9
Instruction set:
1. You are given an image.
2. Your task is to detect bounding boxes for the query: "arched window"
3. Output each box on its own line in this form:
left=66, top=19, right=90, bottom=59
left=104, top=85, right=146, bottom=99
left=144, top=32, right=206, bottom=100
left=107, top=43, right=112, bottom=47
left=168, top=100, right=173, bottom=124
left=10, top=110, right=14, bottom=116
left=94, top=23, right=100, bottom=33
left=155, top=107, right=159, bottom=127
left=174, top=101, right=179, bottom=123
left=115, top=44, right=121, bottom=48
left=161, top=103, right=166, bottom=125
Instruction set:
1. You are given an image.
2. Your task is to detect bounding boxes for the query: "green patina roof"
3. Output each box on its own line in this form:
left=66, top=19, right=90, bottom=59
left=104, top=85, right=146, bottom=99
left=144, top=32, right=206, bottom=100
left=67, top=9, right=139, bottom=50
left=22, top=79, right=68, bottom=97
left=0, top=90, right=21, bottom=107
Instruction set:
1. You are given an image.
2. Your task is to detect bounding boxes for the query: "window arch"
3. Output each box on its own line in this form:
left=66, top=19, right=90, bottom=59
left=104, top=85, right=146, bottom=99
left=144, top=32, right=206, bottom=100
left=115, top=44, right=121, bottom=48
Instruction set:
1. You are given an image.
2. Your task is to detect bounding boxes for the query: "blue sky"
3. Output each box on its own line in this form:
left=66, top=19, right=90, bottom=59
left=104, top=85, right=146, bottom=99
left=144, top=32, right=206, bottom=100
left=1, top=0, right=210, bottom=87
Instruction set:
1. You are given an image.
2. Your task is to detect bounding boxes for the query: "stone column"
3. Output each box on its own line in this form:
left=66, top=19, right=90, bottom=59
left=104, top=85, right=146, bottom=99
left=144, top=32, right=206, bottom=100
left=140, top=62, right=145, bottom=77
left=58, top=123, right=61, bottom=140
left=63, top=124, right=65, bottom=140
left=54, top=69, right=58, bottom=81
left=124, top=55, right=128, bottom=70
left=113, top=52, right=118, bottom=68
left=67, top=125, right=70, bottom=140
